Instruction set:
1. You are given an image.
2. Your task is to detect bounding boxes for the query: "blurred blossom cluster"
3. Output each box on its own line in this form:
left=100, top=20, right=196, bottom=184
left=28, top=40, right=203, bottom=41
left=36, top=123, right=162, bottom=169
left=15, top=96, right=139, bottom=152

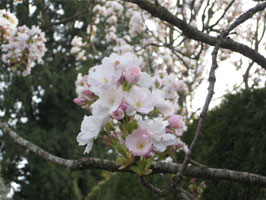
left=188, top=178, right=207, bottom=199
left=0, top=9, right=18, bottom=39
left=70, top=36, right=87, bottom=61
left=0, top=9, right=46, bottom=76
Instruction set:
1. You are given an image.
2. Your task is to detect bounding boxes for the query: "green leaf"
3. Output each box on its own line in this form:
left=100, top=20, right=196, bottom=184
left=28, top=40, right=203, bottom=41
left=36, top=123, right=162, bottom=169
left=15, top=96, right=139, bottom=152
left=116, top=154, right=135, bottom=170
left=129, top=166, right=142, bottom=175
left=145, top=157, right=154, bottom=168
left=119, top=124, right=128, bottom=139
left=105, top=122, right=115, bottom=132
left=143, top=168, right=152, bottom=176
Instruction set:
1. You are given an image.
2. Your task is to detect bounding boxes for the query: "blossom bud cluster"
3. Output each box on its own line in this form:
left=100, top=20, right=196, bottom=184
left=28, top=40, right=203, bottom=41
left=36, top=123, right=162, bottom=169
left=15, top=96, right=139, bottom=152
left=158, top=73, right=188, bottom=100
left=0, top=9, right=46, bottom=76
left=91, top=1, right=124, bottom=43
left=70, top=36, right=87, bottom=61
left=77, top=1, right=146, bottom=56
left=73, top=73, right=93, bottom=109
left=75, top=52, right=188, bottom=173
left=188, top=178, right=207, bottom=199
left=0, top=9, right=18, bottom=40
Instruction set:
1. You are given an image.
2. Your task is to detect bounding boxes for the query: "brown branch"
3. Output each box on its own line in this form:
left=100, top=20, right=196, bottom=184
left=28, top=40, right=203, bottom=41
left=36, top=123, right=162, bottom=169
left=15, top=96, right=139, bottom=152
left=206, top=0, right=236, bottom=30
left=140, top=176, right=169, bottom=197
left=1, top=122, right=266, bottom=187
left=40, top=6, right=90, bottom=29
left=170, top=1, right=266, bottom=193
left=140, top=176, right=196, bottom=199
left=243, top=61, right=254, bottom=88
left=123, top=0, right=266, bottom=70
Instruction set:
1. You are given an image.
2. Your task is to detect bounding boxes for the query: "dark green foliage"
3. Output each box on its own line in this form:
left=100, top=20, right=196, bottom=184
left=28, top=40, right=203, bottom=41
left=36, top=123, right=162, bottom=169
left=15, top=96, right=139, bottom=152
left=86, top=171, right=200, bottom=200
left=184, top=88, right=266, bottom=199
left=87, top=173, right=156, bottom=200
left=87, top=172, right=183, bottom=200
left=0, top=167, right=9, bottom=200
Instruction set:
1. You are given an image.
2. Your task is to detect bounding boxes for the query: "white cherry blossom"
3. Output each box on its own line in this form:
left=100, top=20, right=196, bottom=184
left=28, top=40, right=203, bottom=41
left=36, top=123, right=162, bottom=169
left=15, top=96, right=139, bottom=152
left=124, top=85, right=156, bottom=114
left=91, top=85, right=123, bottom=118
left=87, top=64, right=121, bottom=95
left=77, top=115, right=103, bottom=154
left=138, top=119, right=177, bottom=152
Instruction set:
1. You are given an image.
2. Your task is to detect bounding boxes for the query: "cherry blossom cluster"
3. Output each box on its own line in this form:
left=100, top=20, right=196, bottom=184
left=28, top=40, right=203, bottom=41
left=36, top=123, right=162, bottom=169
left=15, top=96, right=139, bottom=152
left=188, top=178, right=207, bottom=199
left=89, top=1, right=150, bottom=54
left=0, top=9, right=18, bottom=40
left=74, top=52, right=188, bottom=174
left=70, top=36, right=87, bottom=61
left=0, top=9, right=46, bottom=76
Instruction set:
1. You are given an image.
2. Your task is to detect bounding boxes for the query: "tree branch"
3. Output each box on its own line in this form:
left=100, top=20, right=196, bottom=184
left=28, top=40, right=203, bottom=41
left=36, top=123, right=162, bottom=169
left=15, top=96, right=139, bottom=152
left=123, top=0, right=266, bottom=70
left=140, top=176, right=169, bottom=197
left=169, top=1, right=266, bottom=192
left=40, top=6, right=90, bottom=29
left=1, top=122, right=266, bottom=187
left=206, top=0, right=236, bottom=30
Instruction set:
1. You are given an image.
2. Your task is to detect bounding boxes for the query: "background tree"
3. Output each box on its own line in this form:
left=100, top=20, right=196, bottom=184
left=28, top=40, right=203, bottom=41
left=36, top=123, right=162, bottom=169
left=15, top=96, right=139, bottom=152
left=0, top=167, right=9, bottom=200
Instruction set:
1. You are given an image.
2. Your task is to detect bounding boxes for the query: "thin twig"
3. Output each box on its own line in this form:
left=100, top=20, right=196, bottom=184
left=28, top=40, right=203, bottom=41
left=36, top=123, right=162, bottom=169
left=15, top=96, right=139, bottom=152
left=174, top=0, right=266, bottom=186
left=206, top=0, right=236, bottom=30
left=140, top=176, right=169, bottom=197
left=40, top=6, right=90, bottom=29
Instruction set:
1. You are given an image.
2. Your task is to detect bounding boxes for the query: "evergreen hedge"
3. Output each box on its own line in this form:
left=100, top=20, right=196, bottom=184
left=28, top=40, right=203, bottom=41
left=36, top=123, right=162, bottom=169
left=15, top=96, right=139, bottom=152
left=184, top=87, right=266, bottom=199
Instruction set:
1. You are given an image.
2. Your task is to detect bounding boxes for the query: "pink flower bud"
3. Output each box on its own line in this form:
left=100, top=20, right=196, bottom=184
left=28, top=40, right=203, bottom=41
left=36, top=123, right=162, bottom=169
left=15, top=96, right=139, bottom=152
left=111, top=108, right=124, bottom=120
left=73, top=97, right=87, bottom=106
left=125, top=66, right=141, bottom=84
left=165, top=128, right=173, bottom=134
left=118, top=74, right=125, bottom=84
left=190, top=178, right=196, bottom=184
left=83, top=89, right=92, bottom=96
left=119, top=103, right=128, bottom=111
left=200, top=181, right=207, bottom=188
left=168, top=115, right=184, bottom=129
left=102, top=135, right=115, bottom=146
